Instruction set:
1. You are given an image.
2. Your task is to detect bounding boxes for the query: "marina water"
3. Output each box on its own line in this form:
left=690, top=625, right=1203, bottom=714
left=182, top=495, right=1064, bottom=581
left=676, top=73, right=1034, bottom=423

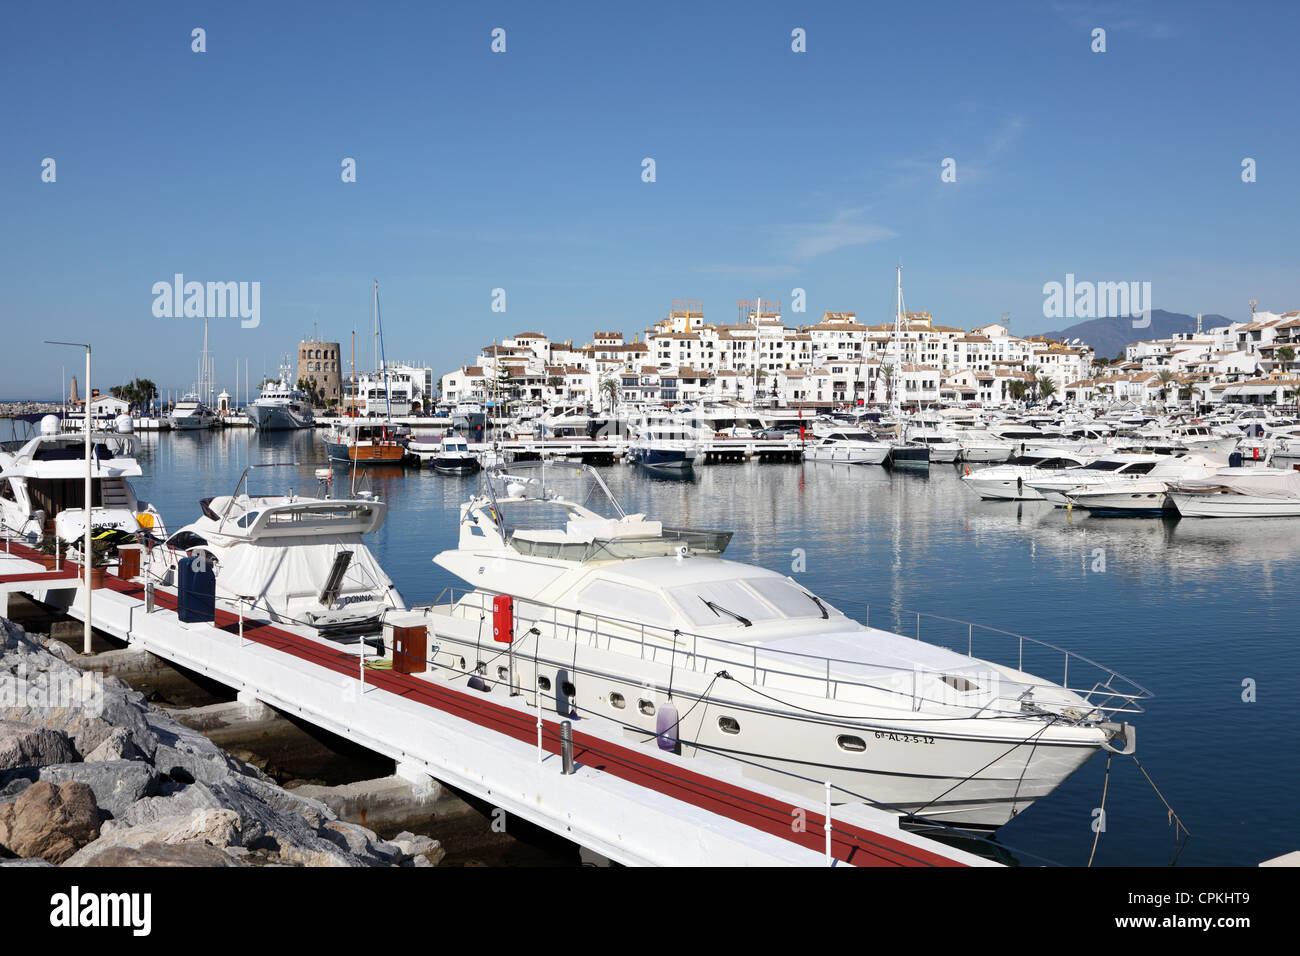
left=134, top=428, right=1298, bottom=866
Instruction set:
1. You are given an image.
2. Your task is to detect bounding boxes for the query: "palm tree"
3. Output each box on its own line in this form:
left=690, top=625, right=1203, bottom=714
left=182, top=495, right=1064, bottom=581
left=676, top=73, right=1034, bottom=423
left=599, top=377, right=620, bottom=415
left=1007, top=380, right=1028, bottom=402
left=1276, top=345, right=1295, bottom=372
left=1156, top=368, right=1175, bottom=404
left=1037, top=377, right=1057, bottom=401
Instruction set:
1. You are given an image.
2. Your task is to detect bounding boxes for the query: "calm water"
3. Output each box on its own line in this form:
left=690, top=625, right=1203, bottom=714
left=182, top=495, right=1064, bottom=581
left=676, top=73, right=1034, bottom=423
left=129, top=428, right=1300, bottom=867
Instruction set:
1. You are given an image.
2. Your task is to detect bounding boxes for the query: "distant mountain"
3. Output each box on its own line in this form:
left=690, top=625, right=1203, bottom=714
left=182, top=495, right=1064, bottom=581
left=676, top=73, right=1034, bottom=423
left=1043, top=310, right=1235, bottom=360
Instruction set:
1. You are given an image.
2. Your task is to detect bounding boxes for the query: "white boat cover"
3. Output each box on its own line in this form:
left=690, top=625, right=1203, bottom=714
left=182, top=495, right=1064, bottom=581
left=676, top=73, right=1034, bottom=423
left=214, top=535, right=403, bottom=613
left=1172, top=468, right=1300, bottom=498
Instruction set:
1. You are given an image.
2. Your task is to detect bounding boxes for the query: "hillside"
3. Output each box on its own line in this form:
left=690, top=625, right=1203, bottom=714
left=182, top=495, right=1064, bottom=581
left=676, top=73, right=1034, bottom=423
left=1043, top=310, right=1235, bottom=360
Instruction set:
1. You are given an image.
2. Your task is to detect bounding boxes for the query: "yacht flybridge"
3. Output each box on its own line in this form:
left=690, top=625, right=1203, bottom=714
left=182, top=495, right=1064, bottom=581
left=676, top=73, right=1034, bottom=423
left=415, top=462, right=1148, bottom=830
left=0, top=415, right=165, bottom=542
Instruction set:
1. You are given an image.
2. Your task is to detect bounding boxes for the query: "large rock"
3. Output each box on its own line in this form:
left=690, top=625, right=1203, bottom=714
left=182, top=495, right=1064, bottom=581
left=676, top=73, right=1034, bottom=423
left=37, top=760, right=159, bottom=819
left=0, top=721, right=76, bottom=771
left=0, top=780, right=100, bottom=863
left=116, top=782, right=225, bottom=828
left=65, top=808, right=243, bottom=865
left=75, top=842, right=244, bottom=867
left=391, top=830, right=446, bottom=867
left=84, top=726, right=147, bottom=763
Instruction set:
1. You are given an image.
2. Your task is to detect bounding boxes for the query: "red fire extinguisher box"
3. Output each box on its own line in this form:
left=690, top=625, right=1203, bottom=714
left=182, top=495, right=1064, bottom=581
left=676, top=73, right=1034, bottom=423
left=492, top=595, right=514, bottom=644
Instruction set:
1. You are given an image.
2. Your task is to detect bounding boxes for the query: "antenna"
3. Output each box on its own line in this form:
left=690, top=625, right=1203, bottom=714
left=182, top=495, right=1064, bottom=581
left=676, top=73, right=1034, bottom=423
left=1250, top=299, right=1257, bottom=315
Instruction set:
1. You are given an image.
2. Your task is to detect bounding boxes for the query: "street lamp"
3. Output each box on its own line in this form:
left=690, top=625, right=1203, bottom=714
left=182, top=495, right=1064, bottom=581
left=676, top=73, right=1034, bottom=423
left=46, top=340, right=93, bottom=655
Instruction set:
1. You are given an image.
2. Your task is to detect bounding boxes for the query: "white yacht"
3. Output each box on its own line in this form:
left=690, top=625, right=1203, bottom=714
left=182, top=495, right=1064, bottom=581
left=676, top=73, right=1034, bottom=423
left=419, top=463, right=1147, bottom=830
left=1063, top=454, right=1227, bottom=515
left=1023, top=453, right=1164, bottom=506
left=167, top=394, right=220, bottom=431
left=159, top=468, right=405, bottom=631
left=961, top=450, right=1091, bottom=501
left=0, top=415, right=166, bottom=542
left=247, top=366, right=315, bottom=431
left=804, top=429, right=891, bottom=465
left=413, top=432, right=479, bottom=474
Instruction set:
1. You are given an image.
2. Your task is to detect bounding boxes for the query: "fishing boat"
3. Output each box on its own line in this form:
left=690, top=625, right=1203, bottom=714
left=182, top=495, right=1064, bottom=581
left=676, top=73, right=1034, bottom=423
left=323, top=420, right=410, bottom=465
left=418, top=462, right=1147, bottom=830
left=0, top=414, right=166, bottom=542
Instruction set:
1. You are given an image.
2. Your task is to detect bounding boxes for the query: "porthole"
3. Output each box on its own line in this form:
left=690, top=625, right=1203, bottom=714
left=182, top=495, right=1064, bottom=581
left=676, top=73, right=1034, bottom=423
left=538, top=676, right=551, bottom=691
left=458, top=657, right=466, bottom=670
left=837, top=735, right=867, bottom=753
left=638, top=699, right=655, bottom=716
left=718, top=716, right=740, bottom=735
left=609, top=692, right=626, bottom=709
left=497, top=666, right=509, bottom=681
left=561, top=681, right=576, bottom=698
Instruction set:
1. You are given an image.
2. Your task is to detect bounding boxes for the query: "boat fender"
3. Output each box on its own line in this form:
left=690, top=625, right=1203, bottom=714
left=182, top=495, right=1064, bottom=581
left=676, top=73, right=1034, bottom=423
left=655, top=700, right=680, bottom=754
left=964, top=465, right=970, bottom=476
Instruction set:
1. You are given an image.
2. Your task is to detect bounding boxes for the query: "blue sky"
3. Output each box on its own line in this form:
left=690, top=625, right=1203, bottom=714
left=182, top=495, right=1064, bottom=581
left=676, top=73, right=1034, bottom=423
left=2, top=0, right=1297, bottom=399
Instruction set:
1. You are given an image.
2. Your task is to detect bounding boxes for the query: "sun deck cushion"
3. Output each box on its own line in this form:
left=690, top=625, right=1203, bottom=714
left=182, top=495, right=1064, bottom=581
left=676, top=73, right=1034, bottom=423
left=566, top=514, right=662, bottom=539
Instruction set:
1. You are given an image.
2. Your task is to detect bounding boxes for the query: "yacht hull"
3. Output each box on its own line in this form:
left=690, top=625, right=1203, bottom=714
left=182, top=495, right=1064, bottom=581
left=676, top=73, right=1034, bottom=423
left=247, top=403, right=313, bottom=431
left=1169, top=493, right=1300, bottom=518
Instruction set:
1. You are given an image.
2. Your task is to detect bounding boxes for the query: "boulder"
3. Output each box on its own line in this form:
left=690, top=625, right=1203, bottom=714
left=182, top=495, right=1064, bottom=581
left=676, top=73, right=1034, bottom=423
left=391, top=830, right=446, bottom=866
left=38, top=759, right=159, bottom=819
left=66, top=808, right=243, bottom=865
left=0, top=780, right=100, bottom=863
left=74, top=842, right=244, bottom=867
left=116, top=782, right=225, bottom=828
left=84, top=726, right=147, bottom=763
left=0, top=720, right=77, bottom=771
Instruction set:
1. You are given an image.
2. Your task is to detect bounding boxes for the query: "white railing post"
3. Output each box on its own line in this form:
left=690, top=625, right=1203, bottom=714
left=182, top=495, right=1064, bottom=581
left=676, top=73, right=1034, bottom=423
left=824, top=781, right=833, bottom=866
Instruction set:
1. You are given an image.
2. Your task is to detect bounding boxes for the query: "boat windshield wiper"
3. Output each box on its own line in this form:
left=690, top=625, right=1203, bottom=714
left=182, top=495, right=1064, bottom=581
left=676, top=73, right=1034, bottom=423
left=805, top=592, right=829, bottom=619
left=700, top=598, right=751, bottom=627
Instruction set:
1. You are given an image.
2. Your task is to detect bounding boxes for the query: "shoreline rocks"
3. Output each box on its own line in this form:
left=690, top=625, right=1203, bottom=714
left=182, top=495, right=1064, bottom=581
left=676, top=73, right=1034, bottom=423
left=0, top=617, right=438, bottom=867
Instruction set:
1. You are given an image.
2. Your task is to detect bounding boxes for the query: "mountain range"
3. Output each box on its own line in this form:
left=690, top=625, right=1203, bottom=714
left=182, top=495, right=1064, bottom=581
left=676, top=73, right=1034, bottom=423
left=1043, top=310, right=1235, bottom=360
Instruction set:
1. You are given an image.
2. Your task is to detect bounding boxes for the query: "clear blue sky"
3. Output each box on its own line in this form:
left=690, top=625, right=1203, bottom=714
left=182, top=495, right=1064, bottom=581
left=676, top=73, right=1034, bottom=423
left=2, top=0, right=1297, bottom=399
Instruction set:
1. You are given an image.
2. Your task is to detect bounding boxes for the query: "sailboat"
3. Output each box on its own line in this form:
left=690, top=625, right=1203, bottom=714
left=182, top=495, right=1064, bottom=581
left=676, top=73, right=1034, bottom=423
left=323, top=281, right=409, bottom=465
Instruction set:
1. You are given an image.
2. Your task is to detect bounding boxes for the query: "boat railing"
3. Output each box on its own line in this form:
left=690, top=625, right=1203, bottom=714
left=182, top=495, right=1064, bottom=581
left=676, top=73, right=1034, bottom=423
left=427, top=587, right=1151, bottom=721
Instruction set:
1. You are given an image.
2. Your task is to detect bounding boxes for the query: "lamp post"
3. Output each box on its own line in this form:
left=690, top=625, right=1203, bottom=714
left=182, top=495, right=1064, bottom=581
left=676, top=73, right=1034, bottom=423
left=46, top=341, right=93, bottom=655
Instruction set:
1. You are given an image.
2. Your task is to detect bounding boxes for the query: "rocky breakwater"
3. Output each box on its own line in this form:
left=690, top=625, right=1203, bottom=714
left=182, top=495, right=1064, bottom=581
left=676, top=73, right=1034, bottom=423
left=0, top=618, right=442, bottom=867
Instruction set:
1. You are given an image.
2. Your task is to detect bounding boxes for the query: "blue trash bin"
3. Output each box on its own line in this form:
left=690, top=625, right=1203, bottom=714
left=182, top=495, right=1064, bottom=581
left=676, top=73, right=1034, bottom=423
left=177, top=555, right=216, bottom=623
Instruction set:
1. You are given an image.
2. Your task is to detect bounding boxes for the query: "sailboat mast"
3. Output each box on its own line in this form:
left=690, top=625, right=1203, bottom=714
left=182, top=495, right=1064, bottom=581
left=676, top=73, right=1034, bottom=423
left=893, top=265, right=904, bottom=417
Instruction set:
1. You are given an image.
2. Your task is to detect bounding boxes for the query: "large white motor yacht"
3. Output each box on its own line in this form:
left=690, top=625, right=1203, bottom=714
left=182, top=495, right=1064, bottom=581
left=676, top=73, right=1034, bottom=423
left=961, top=450, right=1091, bottom=501
left=419, top=463, right=1147, bottom=830
left=0, top=415, right=165, bottom=543
left=247, top=366, right=315, bottom=431
left=167, top=394, right=220, bottom=430
left=1023, top=453, right=1165, bottom=506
